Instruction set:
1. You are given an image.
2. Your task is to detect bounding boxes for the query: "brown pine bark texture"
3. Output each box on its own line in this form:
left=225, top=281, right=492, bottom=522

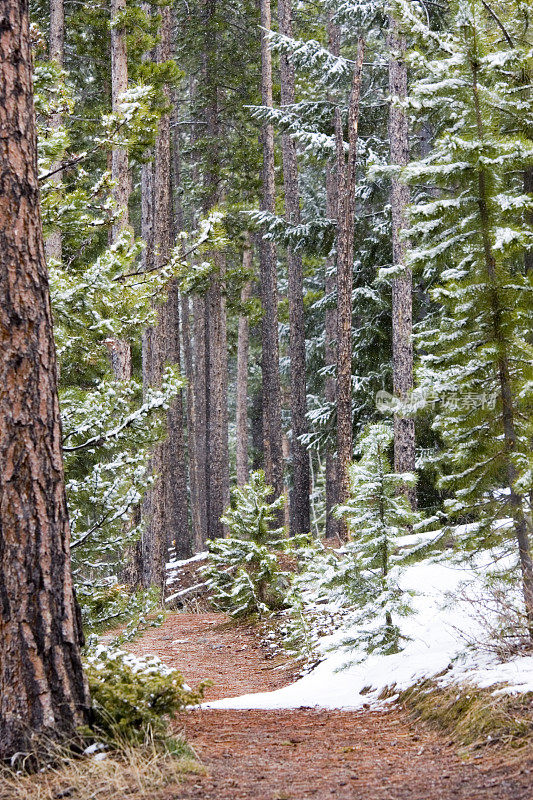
left=45, top=0, right=64, bottom=262
left=142, top=5, right=190, bottom=585
left=388, top=17, right=416, bottom=495
left=0, top=0, right=90, bottom=758
left=110, top=0, right=130, bottom=239
left=260, top=0, right=284, bottom=511
left=236, top=241, right=253, bottom=486
left=278, top=0, right=310, bottom=537
left=335, top=40, right=364, bottom=534
left=324, top=17, right=340, bottom=540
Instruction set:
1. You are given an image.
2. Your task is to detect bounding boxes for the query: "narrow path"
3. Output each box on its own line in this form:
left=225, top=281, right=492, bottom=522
left=129, top=613, right=533, bottom=800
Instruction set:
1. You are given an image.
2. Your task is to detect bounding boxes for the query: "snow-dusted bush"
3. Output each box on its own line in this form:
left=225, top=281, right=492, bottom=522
left=84, top=647, right=204, bottom=747
left=329, top=423, right=422, bottom=654
left=204, top=471, right=290, bottom=617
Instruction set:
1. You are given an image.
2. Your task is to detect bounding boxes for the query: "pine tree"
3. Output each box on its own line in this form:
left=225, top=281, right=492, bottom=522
left=396, top=0, right=533, bottom=624
left=336, top=38, right=365, bottom=536
left=204, top=471, right=288, bottom=617
left=334, top=423, right=421, bottom=653
left=46, top=0, right=64, bottom=262
left=387, top=12, right=416, bottom=506
left=278, top=0, right=311, bottom=538
left=0, top=0, right=90, bottom=757
left=260, top=0, right=285, bottom=517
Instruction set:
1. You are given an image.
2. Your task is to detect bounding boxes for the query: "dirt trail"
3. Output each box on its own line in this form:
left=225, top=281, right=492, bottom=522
left=129, top=613, right=533, bottom=800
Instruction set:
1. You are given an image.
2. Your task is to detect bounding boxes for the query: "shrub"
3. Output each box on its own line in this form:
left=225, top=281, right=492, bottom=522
left=204, top=471, right=290, bottom=617
left=83, top=647, right=204, bottom=748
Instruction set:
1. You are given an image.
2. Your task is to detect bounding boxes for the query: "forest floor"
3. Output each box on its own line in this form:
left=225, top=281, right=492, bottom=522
left=126, top=611, right=533, bottom=799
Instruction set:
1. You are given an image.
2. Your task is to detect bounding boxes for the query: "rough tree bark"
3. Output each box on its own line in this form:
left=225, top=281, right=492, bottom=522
left=105, top=0, right=132, bottom=381
left=207, top=252, right=230, bottom=538
left=260, top=0, right=284, bottom=513
left=0, top=0, right=90, bottom=758
left=525, top=165, right=533, bottom=273
left=335, top=39, right=364, bottom=538
left=251, top=382, right=264, bottom=471
left=110, top=0, right=129, bottom=240
left=172, top=98, right=199, bottom=554
left=199, top=0, right=230, bottom=540
left=325, top=16, right=340, bottom=540
left=278, top=0, right=310, bottom=537
left=185, top=76, right=208, bottom=551
left=388, top=16, right=416, bottom=505
left=236, top=235, right=254, bottom=486
left=45, top=0, right=64, bottom=262
left=193, top=294, right=209, bottom=548
left=142, top=5, right=190, bottom=586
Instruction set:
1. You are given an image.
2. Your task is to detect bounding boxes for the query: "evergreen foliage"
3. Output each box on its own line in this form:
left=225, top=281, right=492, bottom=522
left=394, top=0, right=533, bottom=596
left=333, top=423, right=422, bottom=653
left=84, top=647, right=204, bottom=747
left=204, top=472, right=290, bottom=617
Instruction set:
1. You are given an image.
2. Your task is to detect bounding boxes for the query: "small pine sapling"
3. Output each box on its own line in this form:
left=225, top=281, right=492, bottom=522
left=334, top=423, right=423, bottom=654
left=204, top=471, right=290, bottom=617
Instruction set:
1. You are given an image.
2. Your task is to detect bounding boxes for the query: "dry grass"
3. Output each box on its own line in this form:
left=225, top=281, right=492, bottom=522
left=0, top=740, right=205, bottom=800
left=398, top=679, right=533, bottom=751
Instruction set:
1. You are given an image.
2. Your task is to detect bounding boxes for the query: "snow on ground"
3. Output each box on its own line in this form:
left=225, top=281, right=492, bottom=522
left=166, top=551, right=208, bottom=586
left=203, top=559, right=533, bottom=711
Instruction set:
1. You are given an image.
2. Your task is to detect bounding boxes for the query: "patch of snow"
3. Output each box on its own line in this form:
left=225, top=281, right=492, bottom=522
left=166, top=581, right=208, bottom=603
left=83, top=742, right=107, bottom=755
left=166, top=551, right=208, bottom=571
left=203, top=560, right=533, bottom=711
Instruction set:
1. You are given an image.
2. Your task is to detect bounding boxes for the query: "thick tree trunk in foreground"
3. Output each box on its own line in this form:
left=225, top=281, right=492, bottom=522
left=325, top=17, right=340, bottom=540
left=335, top=39, right=364, bottom=537
left=45, top=0, right=64, bottom=262
left=278, top=0, right=310, bottom=537
left=0, top=0, right=90, bottom=758
left=388, top=16, right=416, bottom=504
left=236, top=237, right=253, bottom=486
left=260, top=0, right=284, bottom=514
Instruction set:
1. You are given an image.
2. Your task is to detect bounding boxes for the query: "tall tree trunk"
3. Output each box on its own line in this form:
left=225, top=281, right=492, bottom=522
left=45, top=0, right=64, bottom=262
left=171, top=97, right=195, bottom=554
left=110, top=0, right=129, bottom=239
left=525, top=165, right=533, bottom=273
left=0, top=0, right=90, bottom=758
left=471, top=67, right=533, bottom=630
left=260, top=0, right=284, bottom=513
left=388, top=16, right=416, bottom=505
left=236, top=236, right=253, bottom=486
left=251, top=381, right=264, bottom=471
left=207, top=252, right=230, bottom=538
left=181, top=292, right=201, bottom=544
left=200, top=0, right=230, bottom=539
left=193, top=295, right=209, bottom=548
left=167, top=83, right=191, bottom=560
left=185, top=76, right=207, bottom=551
left=106, top=0, right=132, bottom=381
left=335, top=39, right=364, bottom=538
left=142, top=5, right=190, bottom=586
left=325, top=16, right=340, bottom=540
left=278, top=0, right=310, bottom=536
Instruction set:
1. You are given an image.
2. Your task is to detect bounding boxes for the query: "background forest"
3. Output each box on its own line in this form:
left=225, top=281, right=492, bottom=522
left=28, top=0, right=533, bottom=649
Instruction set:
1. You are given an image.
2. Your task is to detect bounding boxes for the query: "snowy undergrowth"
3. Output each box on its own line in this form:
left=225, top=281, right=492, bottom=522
left=203, top=548, right=533, bottom=712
